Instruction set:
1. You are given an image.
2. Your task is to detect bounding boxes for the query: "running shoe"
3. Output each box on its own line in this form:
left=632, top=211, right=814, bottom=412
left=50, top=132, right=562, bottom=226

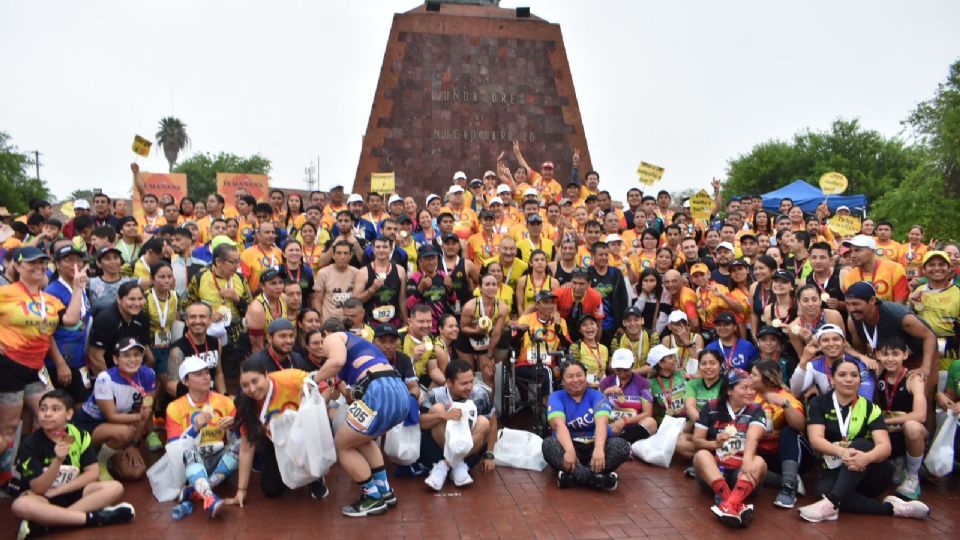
left=425, top=461, right=450, bottom=491
left=178, top=485, right=196, bottom=504
left=601, top=472, right=619, bottom=491
left=884, top=495, right=930, bottom=519
left=92, top=502, right=136, bottom=526
left=556, top=471, right=575, bottom=489
left=895, top=474, right=921, bottom=501
left=683, top=466, right=696, bottom=478
left=381, top=489, right=398, bottom=507
left=146, top=432, right=164, bottom=452
left=203, top=494, right=223, bottom=519
left=341, top=495, right=388, bottom=517
left=710, top=501, right=743, bottom=528
left=451, top=462, right=474, bottom=487
left=799, top=496, right=838, bottom=523
left=773, top=486, right=797, bottom=509
left=310, top=477, right=329, bottom=500
left=891, top=456, right=906, bottom=485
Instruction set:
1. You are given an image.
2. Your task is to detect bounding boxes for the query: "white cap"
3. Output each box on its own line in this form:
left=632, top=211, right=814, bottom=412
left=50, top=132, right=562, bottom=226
left=646, top=345, right=678, bottom=368
left=836, top=205, right=850, bottom=212
left=843, top=234, right=876, bottom=250
left=388, top=194, right=403, bottom=205
left=74, top=199, right=91, bottom=210
left=523, top=188, right=538, bottom=198
left=667, top=311, right=688, bottom=324
left=179, top=356, right=209, bottom=383
left=346, top=193, right=363, bottom=204
left=453, top=171, right=467, bottom=181
left=484, top=170, right=497, bottom=179
left=488, top=197, right=504, bottom=206
left=604, top=234, right=623, bottom=244
left=497, top=183, right=511, bottom=194
left=610, top=349, right=635, bottom=370
left=448, top=185, right=464, bottom=194
left=815, top=323, right=845, bottom=341
left=426, top=194, right=440, bottom=205
left=682, top=199, right=691, bottom=209
left=716, top=241, right=735, bottom=252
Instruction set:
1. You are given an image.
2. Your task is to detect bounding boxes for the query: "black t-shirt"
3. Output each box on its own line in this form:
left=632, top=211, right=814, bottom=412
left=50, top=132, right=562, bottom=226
left=807, top=390, right=886, bottom=443
left=248, top=348, right=312, bottom=373
left=88, top=305, right=151, bottom=368
left=852, top=301, right=929, bottom=360
left=170, top=334, right=221, bottom=396
left=16, top=426, right=96, bottom=485
left=385, top=351, right=416, bottom=383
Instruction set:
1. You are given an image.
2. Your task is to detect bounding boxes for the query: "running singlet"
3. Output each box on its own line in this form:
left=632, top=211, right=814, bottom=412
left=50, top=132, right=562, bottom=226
left=571, top=341, right=608, bottom=384
left=840, top=258, right=908, bottom=303
left=363, top=263, right=402, bottom=326
left=255, top=294, right=288, bottom=325
left=523, top=274, right=553, bottom=309
left=440, top=256, right=471, bottom=315
left=554, top=263, right=576, bottom=287
left=240, top=244, right=282, bottom=292
left=0, top=283, right=65, bottom=369
left=338, top=333, right=391, bottom=386
left=617, top=332, right=651, bottom=369
left=875, top=369, right=913, bottom=414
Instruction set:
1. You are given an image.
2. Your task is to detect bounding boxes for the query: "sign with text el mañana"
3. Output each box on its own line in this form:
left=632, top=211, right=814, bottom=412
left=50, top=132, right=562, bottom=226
left=827, top=214, right=862, bottom=237
left=689, top=190, right=714, bottom=220
left=371, top=172, right=396, bottom=194
left=132, top=135, right=152, bottom=157
left=819, top=171, right=848, bottom=195
left=217, top=173, right=270, bottom=213
left=132, top=173, right=187, bottom=220
left=637, top=162, right=665, bottom=186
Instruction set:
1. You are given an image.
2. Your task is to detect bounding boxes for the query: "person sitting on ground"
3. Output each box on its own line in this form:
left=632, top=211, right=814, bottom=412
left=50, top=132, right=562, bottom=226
left=599, top=349, right=658, bottom=443
left=71, top=338, right=156, bottom=482
left=542, top=360, right=631, bottom=490
left=692, top=368, right=767, bottom=528
left=874, top=336, right=927, bottom=501
left=570, top=314, right=608, bottom=387
left=12, top=390, right=135, bottom=539
left=684, top=350, right=724, bottom=423
left=420, top=359, right=496, bottom=491
left=799, top=357, right=929, bottom=522
left=790, top=324, right=876, bottom=400
left=165, top=357, right=238, bottom=519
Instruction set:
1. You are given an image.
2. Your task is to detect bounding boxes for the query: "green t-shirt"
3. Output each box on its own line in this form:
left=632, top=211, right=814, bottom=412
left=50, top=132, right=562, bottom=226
left=684, top=377, right=721, bottom=410
left=946, top=359, right=960, bottom=397
left=650, top=372, right=687, bottom=420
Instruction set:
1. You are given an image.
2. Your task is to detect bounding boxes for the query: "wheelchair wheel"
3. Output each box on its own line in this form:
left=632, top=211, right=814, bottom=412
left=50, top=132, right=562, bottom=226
left=494, top=361, right=512, bottom=423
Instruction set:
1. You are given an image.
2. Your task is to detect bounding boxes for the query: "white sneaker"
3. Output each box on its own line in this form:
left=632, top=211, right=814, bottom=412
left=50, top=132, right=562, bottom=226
left=895, top=474, right=921, bottom=500
left=451, top=462, right=474, bottom=487
left=884, top=495, right=930, bottom=519
left=797, top=476, right=806, bottom=496
left=424, top=461, right=450, bottom=491
left=799, top=496, right=839, bottom=523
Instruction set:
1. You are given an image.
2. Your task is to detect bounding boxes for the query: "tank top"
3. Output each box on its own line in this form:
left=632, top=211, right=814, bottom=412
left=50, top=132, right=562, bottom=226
left=876, top=368, right=912, bottom=413
left=523, top=273, right=552, bottom=309
left=441, top=256, right=471, bottom=315
left=256, top=294, right=287, bottom=324
left=338, top=332, right=390, bottom=386
left=555, top=262, right=576, bottom=287
left=752, top=285, right=771, bottom=321
left=364, top=262, right=402, bottom=325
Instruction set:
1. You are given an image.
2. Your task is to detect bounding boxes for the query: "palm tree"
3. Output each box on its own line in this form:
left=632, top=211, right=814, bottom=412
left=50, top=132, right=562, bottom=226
left=155, top=117, right=190, bottom=172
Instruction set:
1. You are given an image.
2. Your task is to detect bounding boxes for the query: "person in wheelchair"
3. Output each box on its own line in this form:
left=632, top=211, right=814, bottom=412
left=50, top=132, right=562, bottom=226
left=543, top=360, right=631, bottom=490
left=570, top=314, right=608, bottom=387
left=515, top=290, right=573, bottom=391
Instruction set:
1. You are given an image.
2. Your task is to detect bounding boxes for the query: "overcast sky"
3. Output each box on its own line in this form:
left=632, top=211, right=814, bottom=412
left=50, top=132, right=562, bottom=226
left=2, top=0, right=958, bottom=202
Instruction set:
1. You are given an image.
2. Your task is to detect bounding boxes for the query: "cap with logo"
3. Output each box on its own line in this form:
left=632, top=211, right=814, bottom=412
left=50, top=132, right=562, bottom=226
left=610, top=349, right=635, bottom=370
left=646, top=345, right=678, bottom=368
left=842, top=235, right=877, bottom=251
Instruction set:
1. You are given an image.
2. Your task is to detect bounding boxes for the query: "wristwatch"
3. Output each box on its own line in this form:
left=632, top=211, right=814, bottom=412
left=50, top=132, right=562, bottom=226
left=483, top=451, right=495, bottom=461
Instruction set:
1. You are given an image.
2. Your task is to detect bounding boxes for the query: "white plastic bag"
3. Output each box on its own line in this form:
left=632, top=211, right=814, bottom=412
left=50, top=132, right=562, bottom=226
left=443, top=400, right=477, bottom=464
left=270, top=410, right=316, bottom=489
left=383, top=422, right=421, bottom=466
left=632, top=414, right=685, bottom=468
left=493, top=428, right=547, bottom=471
left=296, top=379, right=337, bottom=477
left=926, top=411, right=958, bottom=478
left=147, top=438, right=190, bottom=502
left=330, top=395, right=348, bottom=433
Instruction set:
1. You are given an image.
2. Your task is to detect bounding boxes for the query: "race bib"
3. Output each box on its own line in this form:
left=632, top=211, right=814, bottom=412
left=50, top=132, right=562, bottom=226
left=49, top=464, right=80, bottom=489
left=716, top=430, right=745, bottom=463
left=372, top=305, right=396, bottom=323
left=346, top=399, right=377, bottom=432
left=823, top=440, right=850, bottom=469
left=610, top=409, right=636, bottom=422
left=587, top=373, right=599, bottom=385
left=37, top=367, right=51, bottom=387
left=527, top=349, right=551, bottom=366
left=154, top=330, right=171, bottom=347
left=469, top=335, right=491, bottom=350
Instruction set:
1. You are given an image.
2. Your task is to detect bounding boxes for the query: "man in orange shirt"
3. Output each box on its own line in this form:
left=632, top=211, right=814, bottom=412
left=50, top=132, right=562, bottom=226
left=840, top=235, right=908, bottom=303
left=663, top=269, right=700, bottom=332
left=240, top=222, right=283, bottom=295
left=467, top=210, right=502, bottom=266
left=874, top=220, right=902, bottom=263
left=137, top=194, right=167, bottom=237
left=441, top=185, right=478, bottom=240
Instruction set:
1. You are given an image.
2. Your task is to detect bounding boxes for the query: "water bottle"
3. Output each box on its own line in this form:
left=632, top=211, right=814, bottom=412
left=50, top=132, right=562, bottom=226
left=171, top=501, right=194, bottom=520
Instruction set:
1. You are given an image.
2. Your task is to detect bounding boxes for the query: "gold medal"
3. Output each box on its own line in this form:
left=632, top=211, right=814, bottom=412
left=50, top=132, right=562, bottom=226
left=376, top=272, right=387, bottom=280
left=477, top=316, right=492, bottom=331
left=820, top=292, right=831, bottom=302
left=724, top=425, right=738, bottom=436
left=143, top=395, right=154, bottom=408
left=771, top=318, right=783, bottom=328
left=790, top=324, right=802, bottom=336
left=423, top=340, right=434, bottom=352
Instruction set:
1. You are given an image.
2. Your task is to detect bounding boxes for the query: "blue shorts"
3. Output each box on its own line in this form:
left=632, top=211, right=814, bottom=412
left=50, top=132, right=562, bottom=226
left=152, top=347, right=170, bottom=378
left=72, top=409, right=104, bottom=435
left=345, top=376, right=411, bottom=438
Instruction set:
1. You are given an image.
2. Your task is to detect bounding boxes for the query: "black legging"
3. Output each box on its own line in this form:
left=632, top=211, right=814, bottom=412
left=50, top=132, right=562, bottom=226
left=815, top=438, right=894, bottom=515
left=256, top=437, right=323, bottom=498
left=541, top=437, right=631, bottom=484
left=759, top=427, right=815, bottom=473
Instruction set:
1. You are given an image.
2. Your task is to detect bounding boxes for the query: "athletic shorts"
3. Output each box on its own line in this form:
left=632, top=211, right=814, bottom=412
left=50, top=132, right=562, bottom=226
left=71, top=409, right=105, bottom=435
left=0, top=355, right=47, bottom=396
left=345, top=376, right=411, bottom=438
left=152, top=347, right=170, bottom=379
left=46, top=489, right=84, bottom=508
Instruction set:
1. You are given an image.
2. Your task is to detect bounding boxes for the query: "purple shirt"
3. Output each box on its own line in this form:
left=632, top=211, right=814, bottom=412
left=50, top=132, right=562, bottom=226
left=600, top=373, right=653, bottom=413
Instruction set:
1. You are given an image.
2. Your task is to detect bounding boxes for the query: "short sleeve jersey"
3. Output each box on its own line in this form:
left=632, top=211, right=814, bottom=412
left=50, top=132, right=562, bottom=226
left=0, top=283, right=65, bottom=369
left=16, top=426, right=96, bottom=485
left=685, top=377, right=721, bottom=410
left=599, top=373, right=653, bottom=413
left=695, top=400, right=767, bottom=468
left=425, top=383, right=495, bottom=418
left=807, top=391, right=885, bottom=458
left=754, top=389, right=804, bottom=453
left=165, top=392, right=237, bottom=451
left=650, top=372, right=687, bottom=420
left=547, top=388, right=612, bottom=441
left=81, top=366, right=157, bottom=421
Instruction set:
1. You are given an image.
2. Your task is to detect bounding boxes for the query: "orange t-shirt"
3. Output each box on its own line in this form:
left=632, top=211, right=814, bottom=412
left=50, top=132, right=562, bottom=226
left=0, top=283, right=65, bottom=369
left=841, top=258, right=909, bottom=303
left=673, top=286, right=699, bottom=327
left=874, top=240, right=902, bottom=263
left=240, top=244, right=283, bottom=292
left=166, top=392, right=237, bottom=445
left=137, top=212, right=167, bottom=236
left=440, top=206, right=479, bottom=240
left=240, top=369, right=310, bottom=439
left=468, top=231, right=502, bottom=266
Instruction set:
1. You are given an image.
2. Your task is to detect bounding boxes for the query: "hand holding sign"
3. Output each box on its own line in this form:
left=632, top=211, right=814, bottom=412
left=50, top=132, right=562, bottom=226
left=689, top=190, right=714, bottom=220
left=637, top=162, right=665, bottom=186
left=819, top=172, right=848, bottom=195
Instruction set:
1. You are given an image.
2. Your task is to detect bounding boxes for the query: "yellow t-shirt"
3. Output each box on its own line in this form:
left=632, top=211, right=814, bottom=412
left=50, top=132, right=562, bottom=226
left=402, top=334, right=435, bottom=379
left=516, top=312, right=570, bottom=367
left=240, top=244, right=283, bottom=292
left=144, top=289, right=179, bottom=342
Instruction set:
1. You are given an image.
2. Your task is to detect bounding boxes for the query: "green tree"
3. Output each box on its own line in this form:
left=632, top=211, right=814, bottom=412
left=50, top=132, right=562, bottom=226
left=871, top=162, right=960, bottom=243
left=173, top=152, right=272, bottom=201
left=724, top=119, right=922, bottom=206
left=156, top=117, right=190, bottom=172
left=904, top=58, right=960, bottom=196
left=0, top=131, right=51, bottom=214
left=67, top=189, right=98, bottom=202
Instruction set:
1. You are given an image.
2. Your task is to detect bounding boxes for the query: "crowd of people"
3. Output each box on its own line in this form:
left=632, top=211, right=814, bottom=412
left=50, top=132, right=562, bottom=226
left=0, top=141, right=958, bottom=536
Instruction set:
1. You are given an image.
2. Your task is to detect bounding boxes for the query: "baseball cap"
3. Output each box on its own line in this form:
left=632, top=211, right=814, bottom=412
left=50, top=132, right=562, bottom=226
left=260, top=267, right=282, bottom=284
left=541, top=161, right=554, bottom=169
left=14, top=246, right=48, bottom=263
left=488, top=197, right=504, bottom=206
left=604, top=234, right=623, bottom=244
left=448, top=185, right=465, bottom=194
left=523, top=188, right=538, bottom=198
left=526, top=213, right=543, bottom=224
left=397, top=214, right=413, bottom=224
left=558, top=198, right=573, bottom=206
left=178, top=356, right=209, bottom=383
left=95, top=245, right=122, bottom=260
left=469, top=178, right=483, bottom=187
left=690, top=263, right=710, bottom=275
left=387, top=194, right=403, bottom=205
left=772, top=270, right=794, bottom=282
left=623, top=306, right=643, bottom=319
left=716, top=241, right=735, bottom=252
left=535, top=290, right=557, bottom=303
left=418, top=244, right=439, bottom=258
left=836, top=205, right=850, bottom=212
left=815, top=323, right=845, bottom=341
left=374, top=323, right=400, bottom=338
left=115, top=337, right=146, bottom=354
left=441, top=232, right=460, bottom=243
left=347, top=193, right=363, bottom=204
left=74, top=199, right=91, bottom=210
left=426, top=194, right=440, bottom=205
left=646, top=345, right=678, bottom=368
left=53, top=245, right=84, bottom=261
left=682, top=199, right=691, bottom=209
left=267, top=318, right=295, bottom=335
left=577, top=314, right=598, bottom=327
left=714, top=311, right=736, bottom=325
left=923, top=251, right=950, bottom=266
left=330, top=184, right=344, bottom=191
left=610, top=349, right=635, bottom=370
left=484, top=170, right=498, bottom=179
left=729, top=258, right=750, bottom=269
left=843, top=235, right=876, bottom=251
left=496, top=184, right=511, bottom=194
left=845, top=281, right=877, bottom=301
left=453, top=171, right=467, bottom=181
left=756, top=325, right=785, bottom=340
left=739, top=233, right=757, bottom=242
left=667, top=311, right=688, bottom=324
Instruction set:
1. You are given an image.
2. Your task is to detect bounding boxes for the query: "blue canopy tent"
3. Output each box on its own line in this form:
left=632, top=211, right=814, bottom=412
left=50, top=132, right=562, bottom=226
left=761, top=179, right=868, bottom=214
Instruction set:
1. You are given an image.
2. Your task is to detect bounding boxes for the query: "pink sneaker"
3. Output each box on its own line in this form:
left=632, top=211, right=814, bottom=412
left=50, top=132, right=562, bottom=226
left=883, top=495, right=930, bottom=519
left=799, top=496, right=839, bottom=522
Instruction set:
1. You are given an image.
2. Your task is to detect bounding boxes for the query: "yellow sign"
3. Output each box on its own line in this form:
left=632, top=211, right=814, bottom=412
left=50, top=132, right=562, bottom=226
left=827, top=214, right=862, bottom=237
left=371, top=172, right=396, bottom=194
left=132, top=135, right=152, bottom=157
left=689, top=190, right=714, bottom=220
left=819, top=171, right=848, bottom=195
left=637, top=162, right=665, bottom=186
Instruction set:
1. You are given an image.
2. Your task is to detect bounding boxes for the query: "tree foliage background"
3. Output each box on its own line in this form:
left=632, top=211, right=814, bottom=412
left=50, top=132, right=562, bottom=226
left=0, top=131, right=51, bottom=214
left=724, top=58, right=960, bottom=243
left=173, top=152, right=272, bottom=201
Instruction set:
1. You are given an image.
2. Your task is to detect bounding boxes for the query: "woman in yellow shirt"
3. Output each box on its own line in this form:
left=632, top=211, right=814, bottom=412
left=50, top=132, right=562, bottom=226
left=571, top=315, right=608, bottom=387
left=516, top=250, right=559, bottom=313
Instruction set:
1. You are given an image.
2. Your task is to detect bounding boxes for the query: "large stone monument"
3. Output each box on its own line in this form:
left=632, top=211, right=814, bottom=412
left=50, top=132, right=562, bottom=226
left=352, top=1, right=592, bottom=200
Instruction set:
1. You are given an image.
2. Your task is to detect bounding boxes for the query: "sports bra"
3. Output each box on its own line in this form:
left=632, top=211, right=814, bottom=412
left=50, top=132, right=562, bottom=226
left=338, top=332, right=390, bottom=385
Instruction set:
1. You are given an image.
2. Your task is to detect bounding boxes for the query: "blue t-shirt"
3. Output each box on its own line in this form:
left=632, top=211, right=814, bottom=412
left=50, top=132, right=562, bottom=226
left=705, top=339, right=758, bottom=371
left=45, top=278, right=91, bottom=368
left=547, top=388, right=612, bottom=441
left=192, top=244, right=214, bottom=265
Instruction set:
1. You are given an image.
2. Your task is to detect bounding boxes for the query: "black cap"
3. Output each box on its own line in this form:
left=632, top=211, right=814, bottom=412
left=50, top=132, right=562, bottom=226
left=584, top=194, right=598, bottom=202
left=53, top=245, right=84, bottom=261
left=479, top=210, right=495, bottom=220
left=756, top=325, right=786, bottom=340
left=441, top=232, right=460, bottom=243
left=578, top=314, right=598, bottom=327
left=469, top=178, right=483, bottom=187
left=418, top=244, right=439, bottom=258
left=96, top=245, right=122, bottom=260
left=527, top=213, right=544, bottom=224
left=772, top=270, right=794, bottom=282
left=267, top=318, right=295, bottom=335
left=535, top=290, right=557, bottom=303
left=115, top=337, right=146, bottom=354
left=739, top=232, right=757, bottom=242
left=397, top=214, right=413, bottom=225
left=14, top=246, right=49, bottom=263
left=846, top=281, right=878, bottom=301
left=730, top=258, right=751, bottom=269
left=714, top=311, right=737, bottom=325
left=260, top=268, right=282, bottom=284
left=623, top=306, right=643, bottom=319
left=374, top=324, right=400, bottom=338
